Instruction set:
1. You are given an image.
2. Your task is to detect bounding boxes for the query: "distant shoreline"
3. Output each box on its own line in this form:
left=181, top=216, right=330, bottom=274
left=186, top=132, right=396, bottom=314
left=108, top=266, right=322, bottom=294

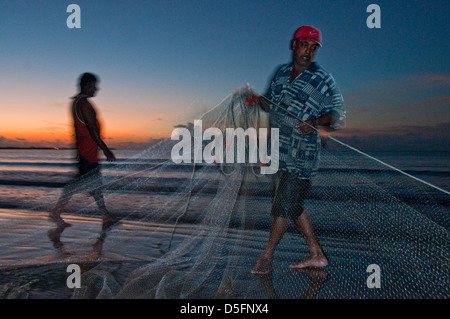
left=0, top=147, right=74, bottom=150
left=0, top=147, right=446, bottom=153
left=0, top=147, right=123, bottom=150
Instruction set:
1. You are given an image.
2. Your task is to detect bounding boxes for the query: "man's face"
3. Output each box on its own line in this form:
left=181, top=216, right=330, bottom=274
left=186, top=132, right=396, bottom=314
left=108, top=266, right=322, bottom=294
left=292, top=39, right=320, bottom=69
left=84, top=81, right=98, bottom=97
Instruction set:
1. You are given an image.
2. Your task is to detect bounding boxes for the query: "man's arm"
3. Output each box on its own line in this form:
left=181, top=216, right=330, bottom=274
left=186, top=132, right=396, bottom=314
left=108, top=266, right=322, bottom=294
left=296, top=113, right=335, bottom=135
left=78, top=99, right=116, bottom=161
left=297, top=75, right=346, bottom=135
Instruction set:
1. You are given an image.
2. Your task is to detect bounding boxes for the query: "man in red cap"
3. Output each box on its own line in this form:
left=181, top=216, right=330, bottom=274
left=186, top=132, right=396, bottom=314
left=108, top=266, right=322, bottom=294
left=251, top=26, right=346, bottom=274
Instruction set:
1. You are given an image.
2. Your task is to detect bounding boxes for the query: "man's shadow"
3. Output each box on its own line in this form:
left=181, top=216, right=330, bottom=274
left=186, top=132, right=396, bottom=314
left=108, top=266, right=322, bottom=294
left=256, top=267, right=328, bottom=299
left=47, top=220, right=118, bottom=257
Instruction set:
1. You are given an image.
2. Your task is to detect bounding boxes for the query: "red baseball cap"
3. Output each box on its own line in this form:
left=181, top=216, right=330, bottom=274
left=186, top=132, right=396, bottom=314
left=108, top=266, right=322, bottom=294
left=293, top=25, right=322, bottom=47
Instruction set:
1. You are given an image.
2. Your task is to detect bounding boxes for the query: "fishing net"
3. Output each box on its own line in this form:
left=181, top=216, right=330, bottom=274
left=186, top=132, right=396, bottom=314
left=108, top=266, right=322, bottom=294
left=0, top=86, right=448, bottom=299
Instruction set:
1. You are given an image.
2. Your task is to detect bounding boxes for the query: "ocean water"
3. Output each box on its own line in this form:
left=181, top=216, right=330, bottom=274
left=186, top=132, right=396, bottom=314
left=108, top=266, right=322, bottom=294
left=0, top=148, right=448, bottom=299
left=0, top=148, right=448, bottom=233
left=0, top=149, right=448, bottom=200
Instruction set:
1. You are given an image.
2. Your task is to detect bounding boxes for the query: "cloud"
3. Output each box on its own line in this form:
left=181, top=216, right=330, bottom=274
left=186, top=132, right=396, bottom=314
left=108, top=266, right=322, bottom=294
left=109, top=139, right=166, bottom=150
left=361, top=73, right=450, bottom=94
left=407, top=74, right=450, bottom=89
left=332, top=123, right=450, bottom=151
left=49, top=102, right=67, bottom=108
left=173, top=122, right=194, bottom=129
left=397, top=95, right=450, bottom=111
left=43, top=126, right=70, bottom=135
left=0, top=136, right=72, bottom=149
left=347, top=106, right=368, bottom=115
left=336, top=122, right=450, bottom=137
left=0, top=136, right=30, bottom=148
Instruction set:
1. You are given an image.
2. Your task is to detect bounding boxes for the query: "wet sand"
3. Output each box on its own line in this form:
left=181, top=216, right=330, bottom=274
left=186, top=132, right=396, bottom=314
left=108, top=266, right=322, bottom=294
left=0, top=208, right=447, bottom=299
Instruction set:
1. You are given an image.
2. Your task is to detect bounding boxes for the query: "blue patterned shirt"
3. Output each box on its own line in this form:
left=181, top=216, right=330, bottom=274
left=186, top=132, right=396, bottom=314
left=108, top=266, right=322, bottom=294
left=264, top=62, right=346, bottom=178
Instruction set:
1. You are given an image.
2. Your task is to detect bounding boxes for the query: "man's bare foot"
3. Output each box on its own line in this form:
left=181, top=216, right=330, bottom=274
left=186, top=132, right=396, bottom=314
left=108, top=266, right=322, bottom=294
left=47, top=224, right=70, bottom=249
left=293, top=267, right=328, bottom=280
left=48, top=212, right=72, bottom=227
left=289, top=254, right=328, bottom=269
left=251, top=254, right=273, bottom=275
left=102, top=213, right=120, bottom=225
left=295, top=268, right=328, bottom=299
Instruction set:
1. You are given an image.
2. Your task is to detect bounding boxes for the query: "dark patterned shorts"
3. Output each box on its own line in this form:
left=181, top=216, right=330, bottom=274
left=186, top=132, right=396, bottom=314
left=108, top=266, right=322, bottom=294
left=271, top=171, right=311, bottom=220
left=77, top=154, right=102, bottom=195
left=77, top=154, right=100, bottom=177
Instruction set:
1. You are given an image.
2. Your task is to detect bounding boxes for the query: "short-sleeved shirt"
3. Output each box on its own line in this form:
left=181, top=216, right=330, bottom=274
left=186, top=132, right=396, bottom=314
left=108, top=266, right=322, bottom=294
left=72, top=95, right=100, bottom=163
left=264, top=62, right=346, bottom=178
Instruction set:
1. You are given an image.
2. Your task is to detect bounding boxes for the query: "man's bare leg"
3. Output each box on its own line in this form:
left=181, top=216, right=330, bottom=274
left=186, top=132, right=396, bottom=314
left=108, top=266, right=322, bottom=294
left=251, top=217, right=290, bottom=275
left=91, top=190, right=120, bottom=224
left=294, top=268, right=328, bottom=299
left=49, top=187, right=73, bottom=226
left=290, top=210, right=328, bottom=269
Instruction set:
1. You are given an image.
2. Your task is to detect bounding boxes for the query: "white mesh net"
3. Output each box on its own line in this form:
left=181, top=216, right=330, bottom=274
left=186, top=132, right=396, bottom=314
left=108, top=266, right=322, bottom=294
left=0, top=87, right=448, bottom=299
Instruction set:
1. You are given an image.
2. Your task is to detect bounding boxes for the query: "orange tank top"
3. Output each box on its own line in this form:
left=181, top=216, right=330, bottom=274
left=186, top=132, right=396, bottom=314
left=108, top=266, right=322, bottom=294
left=72, top=95, right=100, bottom=163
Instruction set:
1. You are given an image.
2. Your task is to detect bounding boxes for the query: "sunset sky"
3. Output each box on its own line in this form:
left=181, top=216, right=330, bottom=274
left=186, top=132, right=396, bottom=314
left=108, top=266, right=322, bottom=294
left=1, top=0, right=449, bottom=151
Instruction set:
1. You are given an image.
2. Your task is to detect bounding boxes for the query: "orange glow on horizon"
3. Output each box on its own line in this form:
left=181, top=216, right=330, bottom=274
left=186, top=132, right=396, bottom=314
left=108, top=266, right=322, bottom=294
left=0, top=120, right=176, bottom=149
left=0, top=97, right=185, bottom=148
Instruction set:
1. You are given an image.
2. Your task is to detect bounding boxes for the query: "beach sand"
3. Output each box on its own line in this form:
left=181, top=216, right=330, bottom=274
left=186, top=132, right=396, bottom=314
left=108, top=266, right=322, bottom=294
left=0, top=206, right=447, bottom=299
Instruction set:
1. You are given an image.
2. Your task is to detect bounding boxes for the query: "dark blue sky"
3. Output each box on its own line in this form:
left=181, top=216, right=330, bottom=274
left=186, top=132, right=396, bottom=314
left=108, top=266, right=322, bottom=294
left=0, top=0, right=449, bottom=151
